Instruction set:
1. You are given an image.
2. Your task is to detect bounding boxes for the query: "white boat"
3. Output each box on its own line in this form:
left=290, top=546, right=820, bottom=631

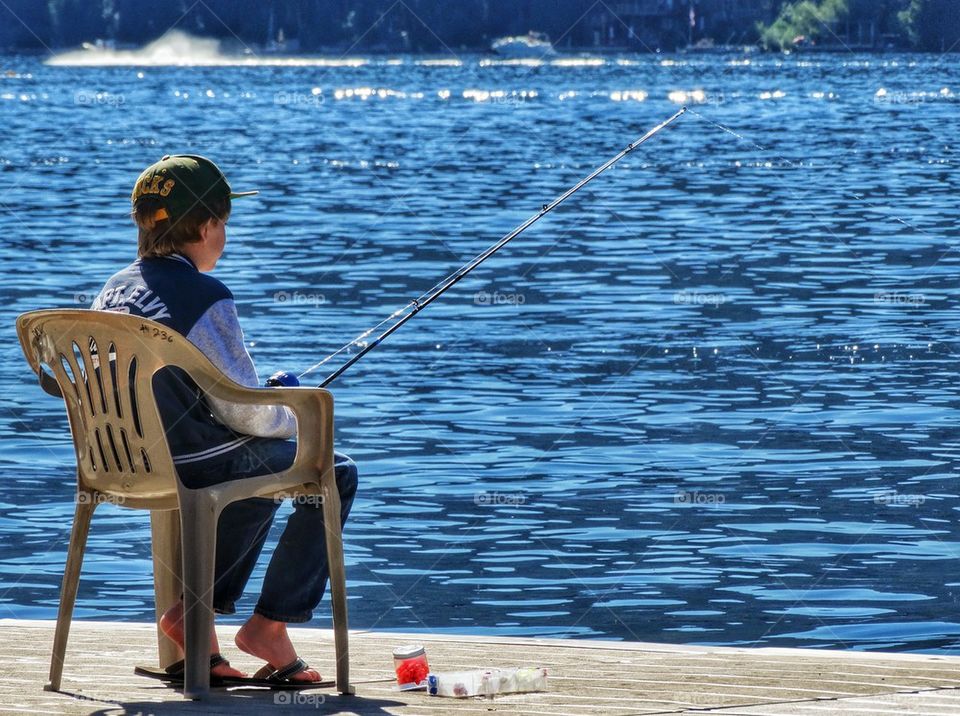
left=491, top=32, right=555, bottom=58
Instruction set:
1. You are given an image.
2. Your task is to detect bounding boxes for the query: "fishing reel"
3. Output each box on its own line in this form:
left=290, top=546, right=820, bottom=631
left=265, top=370, right=300, bottom=388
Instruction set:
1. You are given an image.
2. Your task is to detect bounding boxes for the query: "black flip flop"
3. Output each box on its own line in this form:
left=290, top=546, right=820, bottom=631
left=135, top=653, right=243, bottom=688
left=135, top=654, right=333, bottom=690
left=247, top=657, right=334, bottom=689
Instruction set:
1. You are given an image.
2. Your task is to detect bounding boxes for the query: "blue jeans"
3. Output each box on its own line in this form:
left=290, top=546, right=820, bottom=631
left=177, top=439, right=358, bottom=623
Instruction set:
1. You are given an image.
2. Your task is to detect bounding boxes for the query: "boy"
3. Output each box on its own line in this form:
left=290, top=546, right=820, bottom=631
left=93, top=154, right=357, bottom=685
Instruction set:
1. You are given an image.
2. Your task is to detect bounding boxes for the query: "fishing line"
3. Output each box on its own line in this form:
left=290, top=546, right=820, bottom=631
left=300, top=107, right=688, bottom=388
left=684, top=107, right=935, bottom=239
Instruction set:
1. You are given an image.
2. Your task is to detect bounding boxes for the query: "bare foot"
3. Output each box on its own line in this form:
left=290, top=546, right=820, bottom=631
left=234, top=614, right=323, bottom=683
left=159, top=600, right=246, bottom=679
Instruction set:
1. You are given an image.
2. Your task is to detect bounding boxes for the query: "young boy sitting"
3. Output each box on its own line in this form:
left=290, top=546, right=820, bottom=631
left=92, top=154, right=357, bottom=685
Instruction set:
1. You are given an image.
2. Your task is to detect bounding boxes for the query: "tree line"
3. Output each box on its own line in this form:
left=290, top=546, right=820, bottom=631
left=0, top=0, right=957, bottom=53
left=759, top=0, right=959, bottom=51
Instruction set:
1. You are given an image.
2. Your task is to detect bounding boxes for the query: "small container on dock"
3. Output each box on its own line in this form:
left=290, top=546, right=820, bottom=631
left=392, top=644, right=430, bottom=690
left=427, top=666, right=548, bottom=697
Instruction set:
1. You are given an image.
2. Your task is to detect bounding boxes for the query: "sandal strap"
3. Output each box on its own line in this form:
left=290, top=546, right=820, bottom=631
left=164, top=653, right=226, bottom=676
left=271, top=657, right=309, bottom=682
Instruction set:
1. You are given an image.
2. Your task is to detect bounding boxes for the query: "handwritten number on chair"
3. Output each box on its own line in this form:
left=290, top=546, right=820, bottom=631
left=140, top=324, right=173, bottom=343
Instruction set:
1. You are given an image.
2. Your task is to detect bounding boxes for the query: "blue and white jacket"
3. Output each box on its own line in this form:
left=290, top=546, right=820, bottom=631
left=92, top=253, right=296, bottom=467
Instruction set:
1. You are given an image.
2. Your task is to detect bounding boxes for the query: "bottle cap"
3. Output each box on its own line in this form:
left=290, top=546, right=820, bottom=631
left=392, top=644, right=426, bottom=659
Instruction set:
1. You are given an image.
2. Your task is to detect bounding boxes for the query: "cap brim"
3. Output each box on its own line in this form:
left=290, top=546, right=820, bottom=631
left=229, top=190, right=259, bottom=199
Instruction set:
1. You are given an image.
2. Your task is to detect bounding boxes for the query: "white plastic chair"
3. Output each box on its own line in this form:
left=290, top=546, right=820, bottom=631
left=16, top=308, right=352, bottom=699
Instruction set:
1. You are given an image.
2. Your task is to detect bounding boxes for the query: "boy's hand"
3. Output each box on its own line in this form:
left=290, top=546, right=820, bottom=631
left=265, top=371, right=300, bottom=387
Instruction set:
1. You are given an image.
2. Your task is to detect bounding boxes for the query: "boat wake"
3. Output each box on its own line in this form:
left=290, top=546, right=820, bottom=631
left=47, top=30, right=224, bottom=66
left=45, top=30, right=367, bottom=67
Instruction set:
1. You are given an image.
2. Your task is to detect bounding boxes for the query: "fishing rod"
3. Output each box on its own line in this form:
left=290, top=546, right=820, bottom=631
left=294, top=107, right=687, bottom=389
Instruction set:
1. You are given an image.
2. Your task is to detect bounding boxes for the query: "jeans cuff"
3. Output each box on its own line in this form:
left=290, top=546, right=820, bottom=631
left=254, top=604, right=312, bottom=624
left=213, top=601, right=236, bottom=615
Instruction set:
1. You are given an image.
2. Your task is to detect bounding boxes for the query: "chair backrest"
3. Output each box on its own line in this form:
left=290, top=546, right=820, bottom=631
left=16, top=309, right=242, bottom=508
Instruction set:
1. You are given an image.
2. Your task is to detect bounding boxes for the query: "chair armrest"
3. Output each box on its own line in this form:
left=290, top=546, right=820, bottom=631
left=201, top=379, right=332, bottom=412
left=196, top=381, right=335, bottom=497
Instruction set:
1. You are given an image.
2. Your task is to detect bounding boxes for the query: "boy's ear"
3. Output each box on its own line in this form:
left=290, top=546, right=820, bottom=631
left=198, top=217, right=216, bottom=241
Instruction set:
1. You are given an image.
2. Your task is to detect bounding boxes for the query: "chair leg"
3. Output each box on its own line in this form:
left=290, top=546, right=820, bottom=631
left=322, top=479, right=354, bottom=695
left=45, top=493, right=96, bottom=692
left=178, top=493, right=218, bottom=700
left=150, top=509, right=183, bottom=668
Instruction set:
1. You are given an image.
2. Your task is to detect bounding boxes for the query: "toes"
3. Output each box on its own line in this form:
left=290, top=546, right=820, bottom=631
left=292, top=668, right=323, bottom=683
left=212, top=663, right=245, bottom=679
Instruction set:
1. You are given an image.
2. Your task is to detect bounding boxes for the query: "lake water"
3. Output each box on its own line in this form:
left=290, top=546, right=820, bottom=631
left=1, top=42, right=960, bottom=653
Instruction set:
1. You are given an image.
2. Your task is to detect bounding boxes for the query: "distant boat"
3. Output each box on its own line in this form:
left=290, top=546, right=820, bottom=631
left=491, top=32, right=555, bottom=58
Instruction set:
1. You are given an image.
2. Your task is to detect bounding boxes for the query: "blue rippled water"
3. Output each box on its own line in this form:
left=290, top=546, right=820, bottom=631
left=1, top=43, right=960, bottom=652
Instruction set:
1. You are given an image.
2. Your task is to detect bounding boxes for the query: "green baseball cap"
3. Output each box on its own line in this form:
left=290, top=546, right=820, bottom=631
left=131, top=154, right=257, bottom=223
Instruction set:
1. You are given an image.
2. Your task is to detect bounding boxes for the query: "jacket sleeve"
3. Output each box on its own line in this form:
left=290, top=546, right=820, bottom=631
left=185, top=298, right=297, bottom=439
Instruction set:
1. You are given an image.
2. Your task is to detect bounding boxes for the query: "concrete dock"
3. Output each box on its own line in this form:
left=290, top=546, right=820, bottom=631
left=2, top=619, right=960, bottom=714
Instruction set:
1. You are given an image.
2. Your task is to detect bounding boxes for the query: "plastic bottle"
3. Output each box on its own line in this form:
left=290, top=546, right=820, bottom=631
left=427, top=667, right=547, bottom=697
